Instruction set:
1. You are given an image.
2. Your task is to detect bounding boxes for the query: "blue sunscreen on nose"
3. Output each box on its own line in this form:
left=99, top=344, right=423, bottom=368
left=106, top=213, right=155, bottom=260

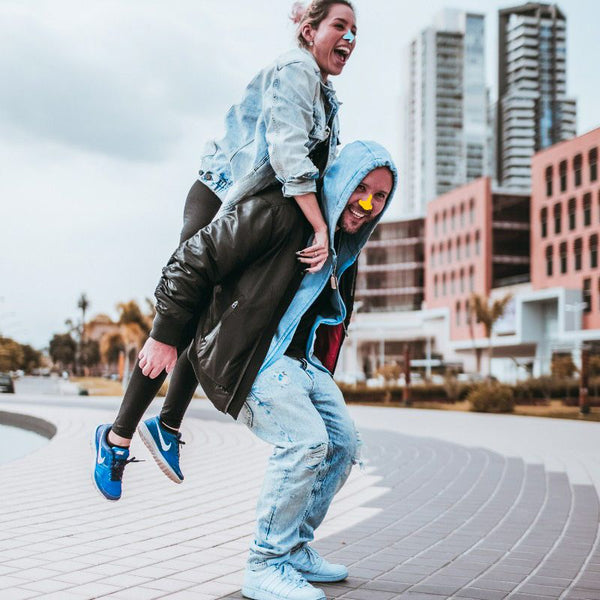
left=343, top=29, right=355, bottom=43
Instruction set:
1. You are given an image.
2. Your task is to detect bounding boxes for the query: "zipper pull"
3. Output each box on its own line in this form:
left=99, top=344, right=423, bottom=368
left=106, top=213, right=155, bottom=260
left=330, top=274, right=338, bottom=290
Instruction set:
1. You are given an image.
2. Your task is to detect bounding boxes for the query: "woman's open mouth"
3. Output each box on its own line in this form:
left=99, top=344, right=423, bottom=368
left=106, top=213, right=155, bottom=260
left=333, top=47, right=350, bottom=64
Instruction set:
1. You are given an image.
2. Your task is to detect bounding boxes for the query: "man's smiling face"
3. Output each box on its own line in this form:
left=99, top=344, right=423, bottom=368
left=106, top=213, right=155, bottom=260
left=338, top=167, right=393, bottom=234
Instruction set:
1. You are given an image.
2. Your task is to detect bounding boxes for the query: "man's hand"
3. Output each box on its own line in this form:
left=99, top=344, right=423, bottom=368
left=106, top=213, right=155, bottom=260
left=138, top=338, right=177, bottom=379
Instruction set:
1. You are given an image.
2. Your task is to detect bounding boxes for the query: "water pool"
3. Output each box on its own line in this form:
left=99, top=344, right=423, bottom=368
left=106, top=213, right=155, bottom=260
left=0, top=424, right=49, bottom=465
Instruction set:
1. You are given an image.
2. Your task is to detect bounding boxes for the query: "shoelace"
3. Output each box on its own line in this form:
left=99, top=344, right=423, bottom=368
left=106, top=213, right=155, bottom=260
left=300, top=546, right=322, bottom=569
left=276, top=563, right=309, bottom=589
left=111, top=456, right=143, bottom=481
left=176, top=437, right=185, bottom=458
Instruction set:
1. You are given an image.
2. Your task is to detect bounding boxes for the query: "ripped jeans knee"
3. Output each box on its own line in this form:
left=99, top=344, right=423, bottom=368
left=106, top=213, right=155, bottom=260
left=303, top=441, right=328, bottom=470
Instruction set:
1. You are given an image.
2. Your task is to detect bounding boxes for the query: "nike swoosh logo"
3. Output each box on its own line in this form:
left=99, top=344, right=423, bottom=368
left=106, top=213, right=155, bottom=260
left=156, top=425, right=171, bottom=452
left=97, top=438, right=105, bottom=464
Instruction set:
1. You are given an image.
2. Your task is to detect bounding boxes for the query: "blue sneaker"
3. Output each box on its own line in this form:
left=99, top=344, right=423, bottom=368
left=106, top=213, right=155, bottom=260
left=137, top=416, right=184, bottom=483
left=242, top=563, right=325, bottom=600
left=92, top=424, right=140, bottom=501
left=289, top=546, right=348, bottom=583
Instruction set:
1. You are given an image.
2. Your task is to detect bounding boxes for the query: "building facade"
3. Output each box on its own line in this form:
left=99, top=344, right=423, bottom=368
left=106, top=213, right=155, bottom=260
left=424, top=177, right=530, bottom=342
left=497, top=3, right=577, bottom=189
left=531, top=126, right=600, bottom=331
left=341, top=128, right=600, bottom=383
left=355, top=219, right=425, bottom=313
left=401, top=9, right=488, bottom=217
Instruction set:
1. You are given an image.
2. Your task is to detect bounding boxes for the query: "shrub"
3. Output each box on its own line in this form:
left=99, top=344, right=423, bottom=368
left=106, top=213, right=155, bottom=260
left=468, top=382, right=515, bottom=413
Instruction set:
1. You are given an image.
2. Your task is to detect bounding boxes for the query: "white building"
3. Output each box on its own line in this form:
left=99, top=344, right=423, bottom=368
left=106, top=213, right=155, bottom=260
left=401, top=9, right=489, bottom=217
left=497, top=3, right=577, bottom=189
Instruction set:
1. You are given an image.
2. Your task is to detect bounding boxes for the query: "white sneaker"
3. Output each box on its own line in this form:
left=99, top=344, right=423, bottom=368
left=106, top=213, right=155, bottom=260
left=242, top=563, right=326, bottom=600
left=290, top=545, right=348, bottom=582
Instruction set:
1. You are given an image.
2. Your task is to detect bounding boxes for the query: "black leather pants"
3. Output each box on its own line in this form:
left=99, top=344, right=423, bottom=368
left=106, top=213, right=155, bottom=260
left=112, top=181, right=221, bottom=438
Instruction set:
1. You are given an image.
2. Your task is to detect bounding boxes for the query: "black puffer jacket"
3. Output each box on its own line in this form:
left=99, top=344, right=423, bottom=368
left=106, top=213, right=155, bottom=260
left=151, top=187, right=312, bottom=418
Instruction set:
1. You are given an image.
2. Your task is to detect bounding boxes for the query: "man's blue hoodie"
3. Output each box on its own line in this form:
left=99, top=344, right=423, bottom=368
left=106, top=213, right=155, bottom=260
left=261, top=140, right=398, bottom=374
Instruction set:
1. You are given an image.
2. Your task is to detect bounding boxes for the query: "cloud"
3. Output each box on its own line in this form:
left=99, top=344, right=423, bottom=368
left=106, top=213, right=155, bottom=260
left=0, top=2, right=244, bottom=161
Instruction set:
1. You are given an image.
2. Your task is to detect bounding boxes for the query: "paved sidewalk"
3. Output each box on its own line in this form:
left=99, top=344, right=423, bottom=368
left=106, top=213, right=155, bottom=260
left=0, top=395, right=599, bottom=600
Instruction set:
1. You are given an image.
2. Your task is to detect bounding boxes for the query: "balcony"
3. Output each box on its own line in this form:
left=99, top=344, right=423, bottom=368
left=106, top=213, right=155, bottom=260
left=356, top=287, right=424, bottom=297
left=361, top=262, right=425, bottom=273
left=366, top=237, right=424, bottom=249
left=492, top=255, right=530, bottom=265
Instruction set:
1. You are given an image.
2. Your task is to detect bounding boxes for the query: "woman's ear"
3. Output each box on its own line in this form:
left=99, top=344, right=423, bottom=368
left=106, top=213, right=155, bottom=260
left=301, top=23, right=315, bottom=46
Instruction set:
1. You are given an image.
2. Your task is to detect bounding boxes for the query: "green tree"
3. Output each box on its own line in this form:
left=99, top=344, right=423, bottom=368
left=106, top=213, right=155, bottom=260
left=551, top=354, right=578, bottom=379
left=49, top=333, right=76, bottom=370
left=0, top=336, right=25, bottom=372
left=80, top=339, right=100, bottom=368
left=468, top=292, right=513, bottom=377
left=19, top=344, right=42, bottom=374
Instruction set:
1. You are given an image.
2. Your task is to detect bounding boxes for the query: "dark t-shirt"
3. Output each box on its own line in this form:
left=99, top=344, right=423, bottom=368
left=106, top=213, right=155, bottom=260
left=285, top=230, right=343, bottom=359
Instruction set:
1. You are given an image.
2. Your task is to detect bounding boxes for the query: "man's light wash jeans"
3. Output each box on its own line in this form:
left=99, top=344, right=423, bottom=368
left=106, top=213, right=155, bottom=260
left=239, top=355, right=359, bottom=569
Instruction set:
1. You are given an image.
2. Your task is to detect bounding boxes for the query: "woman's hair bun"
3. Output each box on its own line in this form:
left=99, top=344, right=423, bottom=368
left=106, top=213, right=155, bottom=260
left=290, top=1, right=307, bottom=25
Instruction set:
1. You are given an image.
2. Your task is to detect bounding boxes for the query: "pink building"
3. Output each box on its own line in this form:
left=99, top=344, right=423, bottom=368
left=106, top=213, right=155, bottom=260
left=531, top=127, right=600, bottom=331
left=424, top=177, right=530, bottom=342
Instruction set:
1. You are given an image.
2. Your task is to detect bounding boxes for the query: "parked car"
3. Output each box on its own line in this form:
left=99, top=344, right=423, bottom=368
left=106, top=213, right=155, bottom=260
left=0, top=373, right=15, bottom=393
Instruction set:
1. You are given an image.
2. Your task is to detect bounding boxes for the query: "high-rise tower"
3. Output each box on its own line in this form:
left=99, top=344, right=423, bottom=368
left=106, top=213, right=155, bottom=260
left=401, top=9, right=488, bottom=217
left=497, top=3, right=576, bottom=189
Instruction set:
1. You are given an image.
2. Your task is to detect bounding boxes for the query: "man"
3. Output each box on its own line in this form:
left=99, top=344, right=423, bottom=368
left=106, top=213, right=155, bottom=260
left=94, top=140, right=396, bottom=600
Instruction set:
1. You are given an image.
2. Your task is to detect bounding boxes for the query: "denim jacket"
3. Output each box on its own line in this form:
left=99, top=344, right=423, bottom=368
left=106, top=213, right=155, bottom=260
left=198, top=48, right=341, bottom=209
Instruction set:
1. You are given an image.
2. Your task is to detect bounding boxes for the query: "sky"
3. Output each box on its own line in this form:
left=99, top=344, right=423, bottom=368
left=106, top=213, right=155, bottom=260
left=1, top=0, right=599, bottom=349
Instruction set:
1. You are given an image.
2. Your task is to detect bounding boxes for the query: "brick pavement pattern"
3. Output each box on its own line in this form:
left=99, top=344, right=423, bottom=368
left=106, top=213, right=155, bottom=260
left=0, top=397, right=599, bottom=600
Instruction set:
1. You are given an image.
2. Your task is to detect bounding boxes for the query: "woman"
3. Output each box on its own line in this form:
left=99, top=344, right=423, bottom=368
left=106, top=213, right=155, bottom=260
left=93, top=0, right=357, bottom=503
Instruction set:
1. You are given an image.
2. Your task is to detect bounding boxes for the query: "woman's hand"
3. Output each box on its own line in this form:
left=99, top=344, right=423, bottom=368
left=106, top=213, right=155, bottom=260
left=297, top=227, right=329, bottom=273
left=138, top=337, right=177, bottom=379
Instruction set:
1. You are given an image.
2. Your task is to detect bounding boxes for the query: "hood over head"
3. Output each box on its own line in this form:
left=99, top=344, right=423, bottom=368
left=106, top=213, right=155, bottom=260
left=321, top=140, right=398, bottom=254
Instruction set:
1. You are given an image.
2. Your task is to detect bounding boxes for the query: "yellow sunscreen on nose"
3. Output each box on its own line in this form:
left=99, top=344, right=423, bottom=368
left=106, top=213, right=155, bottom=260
left=358, top=195, right=373, bottom=211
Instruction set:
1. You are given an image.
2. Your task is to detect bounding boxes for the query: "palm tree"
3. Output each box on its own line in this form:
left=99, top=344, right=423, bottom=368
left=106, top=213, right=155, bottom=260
left=468, top=292, right=513, bottom=377
left=77, top=293, right=90, bottom=342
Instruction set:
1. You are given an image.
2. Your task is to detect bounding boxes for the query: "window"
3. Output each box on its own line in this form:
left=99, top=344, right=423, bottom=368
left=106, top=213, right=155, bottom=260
left=574, top=154, right=582, bottom=187
left=460, top=204, right=465, bottom=228
left=469, top=266, right=475, bottom=292
left=559, top=160, right=567, bottom=192
left=455, top=301, right=461, bottom=326
left=442, top=210, right=447, bottom=233
left=554, top=202, right=562, bottom=234
left=451, top=206, right=456, bottom=231
left=450, top=272, right=455, bottom=295
left=583, top=278, right=591, bottom=313
left=541, top=207, right=548, bottom=238
left=465, top=234, right=471, bottom=258
left=568, top=198, right=576, bottom=230
left=456, top=238, right=461, bottom=260
left=584, top=193, right=592, bottom=226
left=431, top=245, right=435, bottom=267
left=560, top=241, right=568, bottom=274
left=475, top=230, right=481, bottom=256
left=469, top=198, right=475, bottom=224
left=442, top=273, right=447, bottom=295
left=460, top=268, right=465, bottom=293
left=574, top=238, right=582, bottom=271
left=447, top=240, right=452, bottom=263
left=590, top=234, right=598, bottom=269
left=439, top=242, right=444, bottom=264
left=434, top=214, right=439, bottom=236
left=590, top=148, right=598, bottom=182
left=545, top=165, right=553, bottom=197
left=545, top=245, right=553, bottom=277
left=434, top=275, right=438, bottom=297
